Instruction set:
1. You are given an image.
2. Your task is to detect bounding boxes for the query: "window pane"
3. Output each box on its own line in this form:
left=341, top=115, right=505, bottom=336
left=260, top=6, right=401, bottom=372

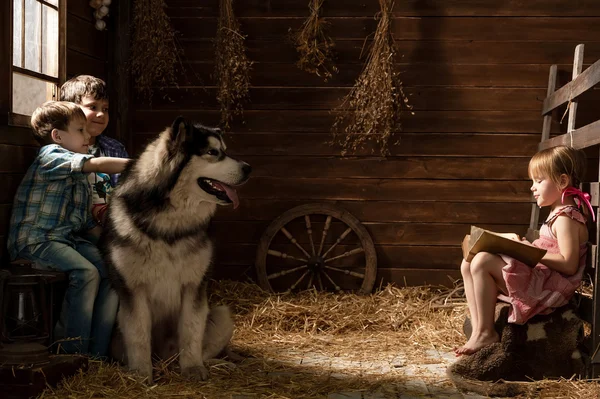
left=12, top=72, right=56, bottom=116
left=42, top=5, right=58, bottom=77
left=24, top=0, right=41, bottom=73
left=13, top=0, right=23, bottom=67
left=45, top=0, right=59, bottom=6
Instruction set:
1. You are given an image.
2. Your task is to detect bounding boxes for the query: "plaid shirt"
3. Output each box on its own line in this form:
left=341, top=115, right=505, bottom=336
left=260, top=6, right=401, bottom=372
left=8, top=145, right=95, bottom=260
left=95, top=135, right=129, bottom=186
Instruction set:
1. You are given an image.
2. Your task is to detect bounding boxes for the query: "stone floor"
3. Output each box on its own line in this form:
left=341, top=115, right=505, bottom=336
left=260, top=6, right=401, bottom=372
left=266, top=349, right=490, bottom=399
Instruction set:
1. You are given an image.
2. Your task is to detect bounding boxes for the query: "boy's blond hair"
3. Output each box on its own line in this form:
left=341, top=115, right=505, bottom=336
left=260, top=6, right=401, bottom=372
left=528, top=145, right=587, bottom=188
left=59, top=75, right=108, bottom=104
left=31, top=101, right=87, bottom=146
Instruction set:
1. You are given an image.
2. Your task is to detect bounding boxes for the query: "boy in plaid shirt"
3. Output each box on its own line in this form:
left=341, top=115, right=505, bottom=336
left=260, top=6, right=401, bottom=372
left=8, top=101, right=129, bottom=357
left=60, top=75, right=128, bottom=226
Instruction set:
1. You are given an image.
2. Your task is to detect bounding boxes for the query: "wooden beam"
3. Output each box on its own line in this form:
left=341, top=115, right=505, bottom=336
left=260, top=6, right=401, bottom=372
left=538, top=119, right=600, bottom=150
left=530, top=65, right=558, bottom=233
left=0, top=0, right=11, bottom=125
left=567, top=44, right=585, bottom=133
left=542, top=56, right=600, bottom=116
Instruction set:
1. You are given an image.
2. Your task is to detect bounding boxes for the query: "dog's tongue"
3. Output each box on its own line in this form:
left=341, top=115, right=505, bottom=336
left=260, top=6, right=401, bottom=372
left=212, top=182, right=240, bottom=209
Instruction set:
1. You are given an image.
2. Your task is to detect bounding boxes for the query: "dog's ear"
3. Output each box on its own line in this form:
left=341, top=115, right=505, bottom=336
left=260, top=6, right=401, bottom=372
left=169, top=116, right=194, bottom=152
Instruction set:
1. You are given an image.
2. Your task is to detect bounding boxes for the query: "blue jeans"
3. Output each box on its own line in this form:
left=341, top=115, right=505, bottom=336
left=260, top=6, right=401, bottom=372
left=19, top=237, right=119, bottom=357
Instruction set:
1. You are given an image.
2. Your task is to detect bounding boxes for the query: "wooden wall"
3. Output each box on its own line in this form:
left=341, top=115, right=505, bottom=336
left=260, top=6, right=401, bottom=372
left=129, top=0, right=600, bottom=287
left=0, top=3, right=108, bottom=263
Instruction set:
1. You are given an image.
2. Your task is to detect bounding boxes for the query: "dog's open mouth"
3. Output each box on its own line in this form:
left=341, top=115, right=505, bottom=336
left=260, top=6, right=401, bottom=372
left=198, top=178, right=240, bottom=209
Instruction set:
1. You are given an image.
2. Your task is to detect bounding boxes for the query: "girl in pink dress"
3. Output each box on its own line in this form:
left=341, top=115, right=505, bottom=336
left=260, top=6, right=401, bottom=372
left=455, top=146, right=593, bottom=356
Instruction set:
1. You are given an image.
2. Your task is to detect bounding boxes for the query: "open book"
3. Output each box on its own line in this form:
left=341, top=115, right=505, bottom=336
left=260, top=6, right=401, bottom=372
left=462, top=226, right=547, bottom=267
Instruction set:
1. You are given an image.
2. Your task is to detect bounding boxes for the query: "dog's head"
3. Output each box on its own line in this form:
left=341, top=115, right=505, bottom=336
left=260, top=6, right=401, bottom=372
left=168, top=116, right=251, bottom=208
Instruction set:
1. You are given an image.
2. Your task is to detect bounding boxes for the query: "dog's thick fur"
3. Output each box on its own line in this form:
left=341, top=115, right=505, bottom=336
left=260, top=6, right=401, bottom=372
left=100, top=117, right=251, bottom=382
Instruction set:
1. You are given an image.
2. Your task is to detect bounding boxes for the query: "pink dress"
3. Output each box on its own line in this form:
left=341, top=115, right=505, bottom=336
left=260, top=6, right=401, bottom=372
left=497, top=205, right=588, bottom=324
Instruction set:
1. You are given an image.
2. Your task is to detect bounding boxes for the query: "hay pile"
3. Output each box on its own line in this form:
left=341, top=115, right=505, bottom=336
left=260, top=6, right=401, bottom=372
left=38, top=280, right=600, bottom=398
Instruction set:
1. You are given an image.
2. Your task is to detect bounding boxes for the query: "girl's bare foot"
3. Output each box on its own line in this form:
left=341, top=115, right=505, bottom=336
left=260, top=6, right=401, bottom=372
left=454, top=330, right=499, bottom=356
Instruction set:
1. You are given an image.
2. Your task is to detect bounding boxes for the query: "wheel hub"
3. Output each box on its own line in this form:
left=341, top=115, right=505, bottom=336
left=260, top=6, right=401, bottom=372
left=307, top=256, right=324, bottom=272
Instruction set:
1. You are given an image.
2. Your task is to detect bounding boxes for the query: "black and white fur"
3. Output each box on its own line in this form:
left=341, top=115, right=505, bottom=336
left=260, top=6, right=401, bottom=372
left=100, top=117, right=251, bottom=383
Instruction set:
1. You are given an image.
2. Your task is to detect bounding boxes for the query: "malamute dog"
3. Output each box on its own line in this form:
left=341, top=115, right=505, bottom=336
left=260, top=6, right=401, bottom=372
left=100, top=117, right=251, bottom=382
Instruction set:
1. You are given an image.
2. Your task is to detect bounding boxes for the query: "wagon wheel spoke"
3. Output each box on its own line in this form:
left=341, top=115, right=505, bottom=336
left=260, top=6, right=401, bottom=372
left=324, top=247, right=365, bottom=263
left=304, top=215, right=316, bottom=256
left=317, top=215, right=332, bottom=256
left=322, top=227, right=352, bottom=258
left=306, top=271, right=315, bottom=290
left=280, top=227, right=311, bottom=258
left=316, top=272, right=324, bottom=291
left=267, top=264, right=308, bottom=280
left=285, top=270, right=310, bottom=293
left=320, top=270, right=342, bottom=292
left=267, top=249, right=307, bottom=263
left=324, top=265, right=365, bottom=279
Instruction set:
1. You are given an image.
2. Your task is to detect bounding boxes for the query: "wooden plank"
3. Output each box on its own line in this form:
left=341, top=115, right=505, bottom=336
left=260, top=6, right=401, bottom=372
left=66, top=14, right=107, bottom=61
left=179, top=39, right=600, bottom=65
left=140, top=87, right=546, bottom=111
left=134, top=133, right=540, bottom=157
left=176, top=62, right=556, bottom=88
left=209, top=265, right=461, bottom=288
left=0, top=204, right=11, bottom=236
left=67, top=1, right=94, bottom=22
left=567, top=45, right=585, bottom=133
left=166, top=0, right=600, bottom=18
left=240, top=156, right=530, bottom=180
left=539, top=119, right=600, bottom=150
left=215, top=243, right=464, bottom=269
left=224, top=177, right=533, bottom=202
left=132, top=110, right=544, bottom=134
left=376, top=268, right=461, bottom=288
left=66, top=49, right=107, bottom=80
left=542, top=57, right=600, bottom=115
left=0, top=144, right=38, bottom=173
left=171, top=17, right=600, bottom=42
left=211, top=220, right=527, bottom=245
left=0, top=126, right=38, bottom=147
left=530, top=64, right=558, bottom=233
left=0, top=174, right=24, bottom=204
left=213, top=200, right=533, bottom=224
left=0, top=235, right=6, bottom=264
left=0, top=0, right=11, bottom=123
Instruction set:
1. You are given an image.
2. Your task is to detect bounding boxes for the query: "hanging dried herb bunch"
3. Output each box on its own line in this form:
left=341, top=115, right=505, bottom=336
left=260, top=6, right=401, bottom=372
left=130, top=0, right=180, bottom=101
left=215, top=0, right=252, bottom=129
left=294, top=0, right=338, bottom=81
left=331, top=0, right=412, bottom=156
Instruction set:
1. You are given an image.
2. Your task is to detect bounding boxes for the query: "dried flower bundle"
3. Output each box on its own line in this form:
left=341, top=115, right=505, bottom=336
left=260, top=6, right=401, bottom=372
left=331, top=0, right=412, bottom=156
left=215, top=0, right=252, bottom=129
left=130, top=0, right=180, bottom=101
left=295, top=0, right=338, bottom=81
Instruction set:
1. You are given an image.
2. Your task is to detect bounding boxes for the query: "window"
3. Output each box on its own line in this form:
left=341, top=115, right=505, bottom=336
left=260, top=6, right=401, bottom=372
left=10, top=0, right=65, bottom=126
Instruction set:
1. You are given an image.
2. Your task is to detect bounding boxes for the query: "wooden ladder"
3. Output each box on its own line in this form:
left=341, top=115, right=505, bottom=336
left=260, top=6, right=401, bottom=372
left=528, top=43, right=600, bottom=378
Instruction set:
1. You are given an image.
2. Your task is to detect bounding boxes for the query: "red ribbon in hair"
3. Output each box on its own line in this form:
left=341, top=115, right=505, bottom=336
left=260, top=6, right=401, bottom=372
left=561, top=187, right=595, bottom=222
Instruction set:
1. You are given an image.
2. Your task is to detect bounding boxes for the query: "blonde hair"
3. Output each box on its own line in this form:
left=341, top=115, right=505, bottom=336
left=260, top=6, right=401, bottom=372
left=528, top=146, right=586, bottom=188
left=30, top=101, right=86, bottom=146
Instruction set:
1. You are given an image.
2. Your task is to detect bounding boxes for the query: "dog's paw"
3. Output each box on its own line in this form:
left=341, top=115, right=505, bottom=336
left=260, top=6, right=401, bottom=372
left=182, top=364, right=209, bottom=381
left=224, top=347, right=247, bottom=363
left=129, top=368, right=154, bottom=385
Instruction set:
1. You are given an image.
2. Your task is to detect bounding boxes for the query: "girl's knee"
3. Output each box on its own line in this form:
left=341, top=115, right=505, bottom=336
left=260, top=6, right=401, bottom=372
left=460, top=259, right=471, bottom=276
left=470, top=252, right=496, bottom=273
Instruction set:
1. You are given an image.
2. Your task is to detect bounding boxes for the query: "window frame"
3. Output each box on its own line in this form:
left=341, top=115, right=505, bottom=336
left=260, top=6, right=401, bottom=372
left=3, top=0, right=66, bottom=128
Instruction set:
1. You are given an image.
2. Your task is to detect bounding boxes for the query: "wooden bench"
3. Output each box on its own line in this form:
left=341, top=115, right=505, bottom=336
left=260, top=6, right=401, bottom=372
left=527, top=43, right=600, bottom=378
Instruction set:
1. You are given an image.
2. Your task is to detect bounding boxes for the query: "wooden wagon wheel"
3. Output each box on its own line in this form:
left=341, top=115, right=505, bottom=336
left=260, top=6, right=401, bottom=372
left=255, top=204, right=377, bottom=294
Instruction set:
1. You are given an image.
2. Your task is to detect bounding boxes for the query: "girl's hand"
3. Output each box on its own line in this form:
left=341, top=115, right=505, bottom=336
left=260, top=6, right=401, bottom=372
left=499, top=233, right=521, bottom=241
